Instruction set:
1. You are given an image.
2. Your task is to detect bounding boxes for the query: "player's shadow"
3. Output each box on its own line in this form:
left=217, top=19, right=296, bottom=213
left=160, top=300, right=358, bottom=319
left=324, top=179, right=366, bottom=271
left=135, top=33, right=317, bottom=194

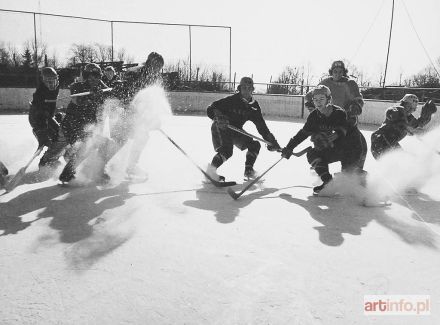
left=279, top=193, right=438, bottom=249
left=0, top=182, right=137, bottom=269
left=183, top=182, right=278, bottom=224
left=4, top=167, right=61, bottom=189
left=0, top=184, right=71, bottom=236
left=391, top=192, right=440, bottom=225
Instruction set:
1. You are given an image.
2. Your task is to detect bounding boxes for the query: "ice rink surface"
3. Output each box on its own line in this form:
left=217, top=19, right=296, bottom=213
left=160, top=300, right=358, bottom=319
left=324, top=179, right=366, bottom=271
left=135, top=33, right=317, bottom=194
left=1, top=114, right=440, bottom=324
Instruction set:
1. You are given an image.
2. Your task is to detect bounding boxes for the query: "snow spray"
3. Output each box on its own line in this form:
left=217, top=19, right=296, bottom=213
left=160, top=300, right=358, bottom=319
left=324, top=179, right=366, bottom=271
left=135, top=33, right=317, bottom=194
left=326, top=126, right=440, bottom=205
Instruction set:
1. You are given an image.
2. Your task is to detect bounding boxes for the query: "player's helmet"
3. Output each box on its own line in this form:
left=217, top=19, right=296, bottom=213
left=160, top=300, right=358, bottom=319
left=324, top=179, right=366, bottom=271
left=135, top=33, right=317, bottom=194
left=312, top=85, right=331, bottom=99
left=146, top=52, right=164, bottom=68
left=237, top=77, right=254, bottom=92
left=41, top=67, right=59, bottom=91
left=83, top=63, right=102, bottom=79
left=104, top=66, right=116, bottom=73
left=329, top=60, right=348, bottom=76
left=400, top=94, right=419, bottom=111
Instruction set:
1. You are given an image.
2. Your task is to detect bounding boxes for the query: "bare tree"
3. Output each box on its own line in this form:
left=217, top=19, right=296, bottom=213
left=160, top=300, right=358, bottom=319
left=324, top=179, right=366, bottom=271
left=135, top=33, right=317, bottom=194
left=95, top=43, right=112, bottom=62
left=23, top=39, right=47, bottom=68
left=7, top=43, right=22, bottom=67
left=46, top=50, right=60, bottom=68
left=125, top=55, right=135, bottom=64
left=268, top=65, right=305, bottom=95
left=116, top=47, right=126, bottom=62
left=70, top=43, right=98, bottom=65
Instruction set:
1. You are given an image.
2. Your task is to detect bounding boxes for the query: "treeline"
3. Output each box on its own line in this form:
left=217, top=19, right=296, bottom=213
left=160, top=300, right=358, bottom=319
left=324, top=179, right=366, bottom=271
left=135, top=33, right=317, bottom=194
left=1, top=39, right=439, bottom=99
left=267, top=60, right=440, bottom=101
left=0, top=39, right=230, bottom=91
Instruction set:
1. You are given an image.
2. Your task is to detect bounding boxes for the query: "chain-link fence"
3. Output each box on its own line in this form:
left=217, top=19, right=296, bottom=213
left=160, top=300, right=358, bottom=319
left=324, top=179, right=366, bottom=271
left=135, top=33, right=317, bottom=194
left=0, top=8, right=232, bottom=88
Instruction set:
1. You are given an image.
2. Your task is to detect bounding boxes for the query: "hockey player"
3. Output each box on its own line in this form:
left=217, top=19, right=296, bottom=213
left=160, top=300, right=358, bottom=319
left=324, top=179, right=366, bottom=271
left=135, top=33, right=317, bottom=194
left=281, top=85, right=358, bottom=194
left=371, top=94, right=437, bottom=159
left=305, top=60, right=368, bottom=170
left=206, top=77, right=281, bottom=181
left=122, top=52, right=164, bottom=101
left=28, top=67, right=66, bottom=174
left=102, top=52, right=165, bottom=179
left=102, top=66, right=122, bottom=88
left=59, top=63, right=111, bottom=183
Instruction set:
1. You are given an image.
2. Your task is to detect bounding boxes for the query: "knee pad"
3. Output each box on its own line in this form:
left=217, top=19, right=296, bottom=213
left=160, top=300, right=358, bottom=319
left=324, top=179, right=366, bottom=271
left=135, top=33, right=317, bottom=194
left=247, top=140, right=261, bottom=154
left=218, top=147, right=233, bottom=160
left=307, top=149, right=322, bottom=165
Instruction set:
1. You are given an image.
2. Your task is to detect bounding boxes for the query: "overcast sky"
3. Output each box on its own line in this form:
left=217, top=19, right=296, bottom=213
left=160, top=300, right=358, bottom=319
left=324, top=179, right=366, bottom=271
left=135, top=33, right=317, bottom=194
left=0, top=0, right=439, bottom=86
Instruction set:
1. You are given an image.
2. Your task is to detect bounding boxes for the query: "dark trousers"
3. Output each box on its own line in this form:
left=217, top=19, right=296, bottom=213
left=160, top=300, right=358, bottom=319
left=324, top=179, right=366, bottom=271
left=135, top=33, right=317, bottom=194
left=210, top=123, right=261, bottom=168
left=370, top=132, right=401, bottom=159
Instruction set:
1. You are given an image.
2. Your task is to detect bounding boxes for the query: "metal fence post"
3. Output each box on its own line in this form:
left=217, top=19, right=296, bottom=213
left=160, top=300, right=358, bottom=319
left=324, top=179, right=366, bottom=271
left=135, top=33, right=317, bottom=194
left=189, top=25, right=192, bottom=83
left=33, top=12, right=39, bottom=86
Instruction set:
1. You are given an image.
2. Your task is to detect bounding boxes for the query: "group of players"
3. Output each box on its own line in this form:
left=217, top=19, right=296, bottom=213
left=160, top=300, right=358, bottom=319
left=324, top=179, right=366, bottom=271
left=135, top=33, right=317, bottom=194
left=0, top=58, right=437, bottom=195
left=1, top=51, right=165, bottom=188
left=205, top=60, right=437, bottom=194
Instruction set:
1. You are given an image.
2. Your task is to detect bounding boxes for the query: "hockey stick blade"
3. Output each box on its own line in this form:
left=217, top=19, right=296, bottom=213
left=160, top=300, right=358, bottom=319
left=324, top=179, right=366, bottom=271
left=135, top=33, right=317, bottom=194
left=211, top=180, right=237, bottom=187
left=4, top=146, right=44, bottom=193
left=227, top=147, right=311, bottom=200
left=227, top=157, right=283, bottom=200
left=227, top=187, right=240, bottom=199
left=159, top=129, right=236, bottom=188
left=4, top=167, right=26, bottom=192
left=291, top=146, right=312, bottom=157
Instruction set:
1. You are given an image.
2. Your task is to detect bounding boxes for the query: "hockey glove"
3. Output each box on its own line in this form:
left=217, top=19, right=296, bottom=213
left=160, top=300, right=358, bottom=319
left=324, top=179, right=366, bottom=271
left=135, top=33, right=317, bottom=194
left=266, top=133, right=281, bottom=152
left=347, top=102, right=362, bottom=116
left=418, top=99, right=437, bottom=127
left=311, top=132, right=334, bottom=151
left=36, top=132, right=52, bottom=147
left=281, top=147, right=293, bottom=159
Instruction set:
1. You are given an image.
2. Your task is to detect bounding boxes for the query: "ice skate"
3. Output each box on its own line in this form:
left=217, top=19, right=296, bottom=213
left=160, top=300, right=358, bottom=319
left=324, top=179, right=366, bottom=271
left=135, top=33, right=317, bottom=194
left=204, top=164, right=226, bottom=183
left=126, top=165, right=148, bottom=182
left=244, top=165, right=256, bottom=180
left=244, top=165, right=261, bottom=182
left=58, top=162, right=76, bottom=185
left=313, top=177, right=336, bottom=196
left=96, top=170, right=111, bottom=185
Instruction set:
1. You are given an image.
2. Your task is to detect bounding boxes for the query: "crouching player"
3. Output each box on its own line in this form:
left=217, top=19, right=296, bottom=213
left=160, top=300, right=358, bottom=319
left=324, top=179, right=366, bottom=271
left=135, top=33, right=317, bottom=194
left=281, top=85, right=363, bottom=194
left=206, top=77, right=280, bottom=181
left=371, top=94, right=437, bottom=159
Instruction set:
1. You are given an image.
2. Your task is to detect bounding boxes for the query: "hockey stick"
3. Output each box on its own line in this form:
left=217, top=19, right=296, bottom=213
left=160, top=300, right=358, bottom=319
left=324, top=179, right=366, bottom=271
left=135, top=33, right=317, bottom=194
left=227, top=125, right=273, bottom=146
left=40, top=88, right=114, bottom=103
left=70, top=87, right=113, bottom=98
left=227, top=146, right=311, bottom=200
left=4, top=146, right=44, bottom=193
left=158, top=129, right=236, bottom=187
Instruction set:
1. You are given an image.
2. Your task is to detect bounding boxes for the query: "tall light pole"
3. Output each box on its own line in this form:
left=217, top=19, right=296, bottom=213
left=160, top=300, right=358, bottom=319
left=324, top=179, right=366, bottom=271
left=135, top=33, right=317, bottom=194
left=383, top=0, right=395, bottom=90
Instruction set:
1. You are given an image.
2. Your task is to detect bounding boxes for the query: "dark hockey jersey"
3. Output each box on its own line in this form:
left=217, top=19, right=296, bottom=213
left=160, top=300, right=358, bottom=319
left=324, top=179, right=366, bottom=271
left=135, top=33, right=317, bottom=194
left=28, top=83, right=60, bottom=144
left=207, top=93, right=272, bottom=140
left=61, top=80, right=108, bottom=144
left=286, top=105, right=348, bottom=150
left=373, top=105, right=422, bottom=145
